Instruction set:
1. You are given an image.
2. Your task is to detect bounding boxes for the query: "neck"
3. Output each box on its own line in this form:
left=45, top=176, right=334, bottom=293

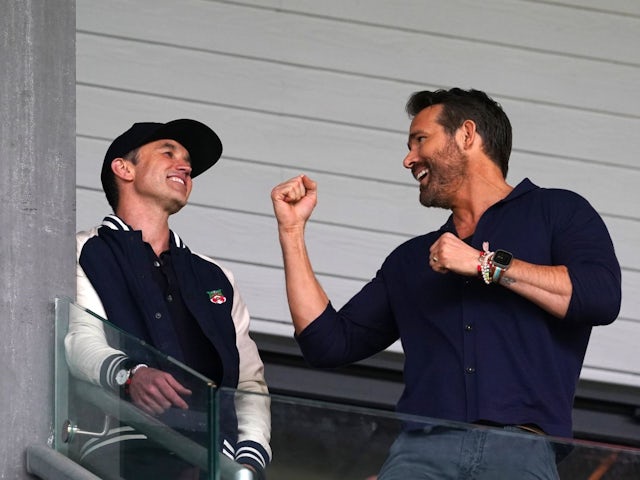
left=116, top=204, right=171, bottom=256
left=450, top=172, right=513, bottom=239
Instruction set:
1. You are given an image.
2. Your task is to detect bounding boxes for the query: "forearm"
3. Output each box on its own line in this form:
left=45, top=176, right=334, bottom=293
left=279, top=226, right=329, bottom=334
left=499, top=259, right=572, bottom=319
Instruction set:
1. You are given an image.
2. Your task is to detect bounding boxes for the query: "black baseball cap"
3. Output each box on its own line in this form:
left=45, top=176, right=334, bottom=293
left=101, top=119, right=223, bottom=185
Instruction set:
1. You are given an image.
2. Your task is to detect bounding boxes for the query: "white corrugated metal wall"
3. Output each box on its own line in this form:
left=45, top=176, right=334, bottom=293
left=76, top=0, right=640, bottom=389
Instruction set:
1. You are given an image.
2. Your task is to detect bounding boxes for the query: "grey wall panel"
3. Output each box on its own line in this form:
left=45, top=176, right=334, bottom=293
left=77, top=34, right=639, bottom=170
left=76, top=0, right=640, bottom=389
left=237, top=0, right=640, bottom=64
left=76, top=0, right=638, bottom=115
left=528, top=0, right=640, bottom=16
left=76, top=88, right=640, bottom=224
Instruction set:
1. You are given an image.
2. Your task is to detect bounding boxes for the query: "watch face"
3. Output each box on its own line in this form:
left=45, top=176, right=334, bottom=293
left=115, top=368, right=129, bottom=386
left=493, top=250, right=513, bottom=267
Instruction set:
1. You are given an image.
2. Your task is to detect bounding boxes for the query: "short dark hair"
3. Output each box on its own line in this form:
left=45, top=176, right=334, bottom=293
left=101, top=147, right=140, bottom=212
left=406, top=88, right=512, bottom=177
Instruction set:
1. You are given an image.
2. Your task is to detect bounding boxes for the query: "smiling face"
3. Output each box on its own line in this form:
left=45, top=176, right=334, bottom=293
left=403, top=105, right=468, bottom=209
left=129, top=139, right=193, bottom=214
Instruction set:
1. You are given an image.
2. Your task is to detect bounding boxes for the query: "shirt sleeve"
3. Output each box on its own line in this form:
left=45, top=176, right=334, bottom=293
left=552, top=191, right=622, bottom=325
left=296, top=268, right=400, bottom=368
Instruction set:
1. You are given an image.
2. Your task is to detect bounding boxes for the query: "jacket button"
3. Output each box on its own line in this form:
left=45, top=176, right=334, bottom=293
left=465, top=367, right=476, bottom=374
left=154, top=312, right=162, bottom=319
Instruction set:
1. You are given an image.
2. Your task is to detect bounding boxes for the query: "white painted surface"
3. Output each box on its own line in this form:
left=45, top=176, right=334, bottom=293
left=76, top=0, right=640, bottom=388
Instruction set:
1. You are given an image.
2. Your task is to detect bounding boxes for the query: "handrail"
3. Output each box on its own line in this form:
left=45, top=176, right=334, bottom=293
left=26, top=444, right=103, bottom=480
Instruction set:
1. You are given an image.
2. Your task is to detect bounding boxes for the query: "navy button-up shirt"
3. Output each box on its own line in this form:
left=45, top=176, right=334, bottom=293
left=297, top=179, right=621, bottom=438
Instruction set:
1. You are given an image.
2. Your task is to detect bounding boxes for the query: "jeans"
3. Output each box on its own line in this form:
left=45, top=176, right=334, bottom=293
left=377, top=425, right=560, bottom=480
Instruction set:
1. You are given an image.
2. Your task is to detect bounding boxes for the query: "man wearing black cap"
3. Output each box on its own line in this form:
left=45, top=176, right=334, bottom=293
left=66, top=119, right=271, bottom=479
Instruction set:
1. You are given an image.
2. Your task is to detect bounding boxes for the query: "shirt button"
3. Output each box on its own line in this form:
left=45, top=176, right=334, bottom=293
left=465, top=367, right=476, bottom=374
left=154, top=312, right=162, bottom=319
left=166, top=294, right=173, bottom=302
left=465, top=324, right=473, bottom=331
left=154, top=260, right=161, bottom=267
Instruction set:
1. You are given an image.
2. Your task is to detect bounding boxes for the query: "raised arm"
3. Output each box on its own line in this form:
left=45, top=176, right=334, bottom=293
left=270, top=175, right=329, bottom=334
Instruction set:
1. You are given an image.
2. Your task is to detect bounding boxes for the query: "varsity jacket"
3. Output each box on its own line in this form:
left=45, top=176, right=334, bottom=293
left=65, top=214, right=271, bottom=473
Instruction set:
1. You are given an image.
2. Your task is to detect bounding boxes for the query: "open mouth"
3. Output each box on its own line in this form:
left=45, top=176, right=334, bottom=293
left=415, top=168, right=429, bottom=182
left=168, top=176, right=186, bottom=186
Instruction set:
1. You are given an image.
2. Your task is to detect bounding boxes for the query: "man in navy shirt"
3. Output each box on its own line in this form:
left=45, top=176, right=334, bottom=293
left=270, top=88, right=621, bottom=479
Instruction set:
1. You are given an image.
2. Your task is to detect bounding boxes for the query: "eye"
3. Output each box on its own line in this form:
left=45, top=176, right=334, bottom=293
left=408, top=136, right=426, bottom=150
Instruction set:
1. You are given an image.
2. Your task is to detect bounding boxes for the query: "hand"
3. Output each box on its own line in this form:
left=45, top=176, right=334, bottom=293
left=127, top=367, right=192, bottom=415
left=428, top=232, right=481, bottom=277
left=271, top=174, right=318, bottom=232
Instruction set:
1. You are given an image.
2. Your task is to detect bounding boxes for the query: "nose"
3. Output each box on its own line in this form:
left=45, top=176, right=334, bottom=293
left=403, top=148, right=417, bottom=170
left=175, top=158, right=192, bottom=177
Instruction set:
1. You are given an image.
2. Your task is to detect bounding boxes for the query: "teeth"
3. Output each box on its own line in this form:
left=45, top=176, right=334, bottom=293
left=169, top=176, right=185, bottom=185
left=416, top=169, right=429, bottom=181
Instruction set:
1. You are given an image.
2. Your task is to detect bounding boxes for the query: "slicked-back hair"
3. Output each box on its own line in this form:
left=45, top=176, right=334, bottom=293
left=406, top=88, right=512, bottom=177
left=101, top=148, right=140, bottom=212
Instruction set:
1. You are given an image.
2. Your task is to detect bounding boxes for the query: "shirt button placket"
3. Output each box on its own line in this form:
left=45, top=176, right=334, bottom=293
left=464, top=324, right=475, bottom=374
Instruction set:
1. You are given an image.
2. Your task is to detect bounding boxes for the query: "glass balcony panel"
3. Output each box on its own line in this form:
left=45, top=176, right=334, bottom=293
left=54, top=298, right=231, bottom=479
left=55, top=298, right=640, bottom=479
left=226, top=387, right=640, bottom=480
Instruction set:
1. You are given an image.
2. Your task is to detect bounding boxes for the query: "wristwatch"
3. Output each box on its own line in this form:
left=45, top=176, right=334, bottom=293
left=492, top=249, right=513, bottom=270
left=115, top=363, right=148, bottom=388
left=492, top=249, right=514, bottom=284
left=115, top=367, right=131, bottom=387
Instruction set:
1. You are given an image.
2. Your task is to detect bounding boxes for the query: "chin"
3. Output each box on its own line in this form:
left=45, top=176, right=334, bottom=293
left=167, top=200, right=187, bottom=215
left=419, top=194, right=451, bottom=210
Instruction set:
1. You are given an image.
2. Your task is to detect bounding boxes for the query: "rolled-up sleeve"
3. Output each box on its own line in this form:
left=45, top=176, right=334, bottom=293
left=296, top=270, right=400, bottom=368
left=555, top=193, right=622, bottom=325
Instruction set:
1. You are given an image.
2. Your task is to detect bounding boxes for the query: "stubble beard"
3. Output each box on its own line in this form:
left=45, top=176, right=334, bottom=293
left=418, top=140, right=468, bottom=209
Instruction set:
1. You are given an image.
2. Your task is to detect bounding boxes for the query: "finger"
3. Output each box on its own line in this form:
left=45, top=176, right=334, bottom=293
left=162, top=377, right=192, bottom=410
left=131, top=370, right=190, bottom=412
left=300, top=174, right=317, bottom=193
left=167, top=377, right=192, bottom=397
left=273, top=177, right=306, bottom=203
left=141, top=379, right=189, bottom=411
left=133, top=393, right=167, bottom=416
left=283, top=183, right=306, bottom=203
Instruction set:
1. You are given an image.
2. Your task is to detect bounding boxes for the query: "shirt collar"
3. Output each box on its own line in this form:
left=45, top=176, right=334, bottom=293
left=438, top=178, right=539, bottom=235
left=99, top=214, right=187, bottom=249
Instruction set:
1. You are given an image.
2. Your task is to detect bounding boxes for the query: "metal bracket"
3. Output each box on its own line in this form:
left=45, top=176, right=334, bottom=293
left=61, top=416, right=111, bottom=444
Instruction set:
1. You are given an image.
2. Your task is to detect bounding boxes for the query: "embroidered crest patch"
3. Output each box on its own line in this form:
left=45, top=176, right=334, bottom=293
left=207, top=289, right=227, bottom=304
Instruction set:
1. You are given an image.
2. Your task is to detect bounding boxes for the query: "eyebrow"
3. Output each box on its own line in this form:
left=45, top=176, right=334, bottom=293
left=159, top=141, right=191, bottom=163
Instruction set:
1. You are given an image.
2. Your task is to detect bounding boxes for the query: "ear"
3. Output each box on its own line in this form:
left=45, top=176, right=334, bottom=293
left=111, top=157, right=135, bottom=182
left=458, top=119, right=478, bottom=150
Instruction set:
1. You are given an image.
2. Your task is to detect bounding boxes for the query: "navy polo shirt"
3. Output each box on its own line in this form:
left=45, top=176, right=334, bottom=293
left=146, top=244, right=223, bottom=385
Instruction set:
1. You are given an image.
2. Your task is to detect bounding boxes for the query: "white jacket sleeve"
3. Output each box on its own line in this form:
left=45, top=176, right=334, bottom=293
left=218, top=262, right=272, bottom=467
left=64, top=229, right=126, bottom=389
